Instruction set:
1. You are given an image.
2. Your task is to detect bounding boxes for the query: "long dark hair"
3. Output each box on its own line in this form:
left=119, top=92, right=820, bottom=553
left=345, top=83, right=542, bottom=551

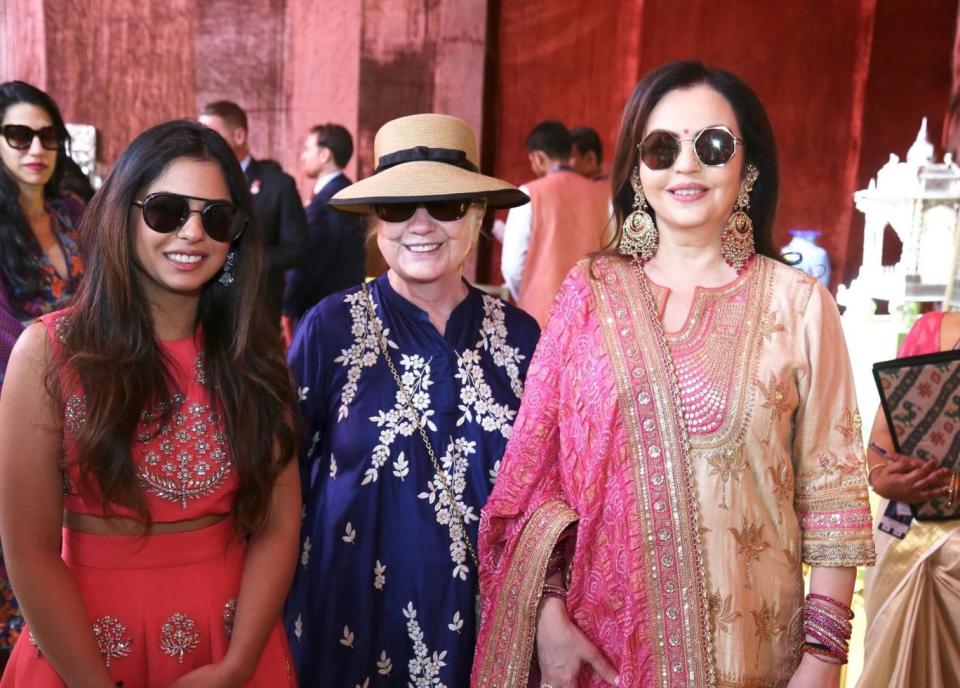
left=0, top=81, right=71, bottom=305
left=54, top=119, right=297, bottom=533
left=607, top=60, right=783, bottom=262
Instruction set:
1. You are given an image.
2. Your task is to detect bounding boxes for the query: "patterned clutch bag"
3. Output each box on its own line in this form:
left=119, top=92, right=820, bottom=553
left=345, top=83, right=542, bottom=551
left=873, top=348, right=960, bottom=521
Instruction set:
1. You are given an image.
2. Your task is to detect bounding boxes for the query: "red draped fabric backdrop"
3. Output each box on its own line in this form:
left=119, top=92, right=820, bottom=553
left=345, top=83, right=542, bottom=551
left=478, top=0, right=958, bottom=291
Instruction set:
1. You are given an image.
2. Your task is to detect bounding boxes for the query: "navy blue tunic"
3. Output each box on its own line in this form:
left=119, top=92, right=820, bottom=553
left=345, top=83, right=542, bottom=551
left=284, top=274, right=539, bottom=686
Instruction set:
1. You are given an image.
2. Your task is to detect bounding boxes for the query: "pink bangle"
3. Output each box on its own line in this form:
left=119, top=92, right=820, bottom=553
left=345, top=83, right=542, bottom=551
left=806, top=593, right=854, bottom=620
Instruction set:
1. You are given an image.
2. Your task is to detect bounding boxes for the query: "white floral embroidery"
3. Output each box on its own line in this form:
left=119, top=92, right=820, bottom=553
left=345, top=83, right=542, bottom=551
left=488, top=459, right=501, bottom=485
left=363, top=354, right=436, bottom=485
left=307, top=431, right=320, bottom=459
left=417, top=437, right=479, bottom=579
left=329, top=454, right=338, bottom=479
left=343, top=522, right=357, bottom=543
left=392, top=451, right=410, bottom=480
left=373, top=560, right=386, bottom=590
left=403, top=602, right=447, bottom=688
left=454, top=296, right=528, bottom=438
left=334, top=291, right=397, bottom=422
left=340, top=625, right=355, bottom=647
left=448, top=611, right=463, bottom=633
left=297, top=385, right=309, bottom=402
left=300, top=537, right=312, bottom=568
left=478, top=295, right=526, bottom=398
left=294, top=614, right=303, bottom=641
left=377, top=650, right=393, bottom=676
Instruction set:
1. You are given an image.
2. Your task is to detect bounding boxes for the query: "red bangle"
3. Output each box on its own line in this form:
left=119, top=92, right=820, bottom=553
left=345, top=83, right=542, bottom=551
left=541, top=583, right=568, bottom=602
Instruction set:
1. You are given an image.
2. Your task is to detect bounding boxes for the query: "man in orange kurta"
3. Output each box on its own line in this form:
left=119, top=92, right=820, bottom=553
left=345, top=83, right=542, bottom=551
left=501, top=121, right=611, bottom=327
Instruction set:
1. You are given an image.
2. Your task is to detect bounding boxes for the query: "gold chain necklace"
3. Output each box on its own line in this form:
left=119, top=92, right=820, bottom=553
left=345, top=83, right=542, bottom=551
left=361, top=282, right=480, bottom=571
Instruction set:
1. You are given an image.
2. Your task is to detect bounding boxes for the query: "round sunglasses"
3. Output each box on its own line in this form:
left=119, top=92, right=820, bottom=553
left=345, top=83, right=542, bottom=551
left=373, top=199, right=474, bottom=223
left=1, top=124, right=60, bottom=151
left=639, top=125, right=743, bottom=170
left=133, top=192, right=245, bottom=243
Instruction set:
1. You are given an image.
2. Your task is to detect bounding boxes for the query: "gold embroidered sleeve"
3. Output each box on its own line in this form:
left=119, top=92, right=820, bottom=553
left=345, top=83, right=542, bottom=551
left=791, top=281, right=876, bottom=567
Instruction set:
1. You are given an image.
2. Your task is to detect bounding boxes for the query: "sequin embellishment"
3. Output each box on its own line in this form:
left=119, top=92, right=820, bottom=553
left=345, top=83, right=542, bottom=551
left=160, top=612, right=200, bottom=662
left=223, top=598, right=237, bottom=638
left=137, top=394, right=231, bottom=509
left=92, top=616, right=134, bottom=667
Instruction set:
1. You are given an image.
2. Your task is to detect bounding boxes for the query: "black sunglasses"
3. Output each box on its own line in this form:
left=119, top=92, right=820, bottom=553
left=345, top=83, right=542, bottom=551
left=133, top=192, right=245, bottom=243
left=1, top=124, right=60, bottom=151
left=373, top=199, right=474, bottom=223
left=639, top=125, right=743, bottom=170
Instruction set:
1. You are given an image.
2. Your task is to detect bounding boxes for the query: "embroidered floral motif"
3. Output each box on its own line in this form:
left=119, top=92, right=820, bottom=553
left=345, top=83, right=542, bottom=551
left=222, top=598, right=237, bottom=638
left=448, top=611, right=464, bottom=633
left=373, top=560, right=387, bottom=590
left=160, top=612, right=199, bottom=663
left=708, top=590, right=742, bottom=635
left=706, top=445, right=747, bottom=509
left=417, top=437, right=479, bottom=580
left=301, top=537, right=312, bottom=568
left=768, top=461, right=793, bottom=525
left=334, top=291, right=396, bottom=422
left=364, top=354, right=436, bottom=485
left=193, top=354, right=207, bottom=386
left=801, top=449, right=863, bottom=482
left=834, top=409, right=863, bottom=447
left=293, top=614, right=303, bottom=641
left=403, top=602, right=448, bottom=688
left=477, top=295, right=526, bottom=399
left=729, top=518, right=770, bottom=590
left=92, top=616, right=134, bottom=668
left=136, top=395, right=231, bottom=509
left=755, top=374, right=790, bottom=423
left=377, top=650, right=393, bottom=676
left=455, top=349, right=518, bottom=438
left=750, top=599, right=785, bottom=668
left=340, top=625, right=355, bottom=647
left=758, top=311, right=785, bottom=342
left=488, top=459, right=501, bottom=485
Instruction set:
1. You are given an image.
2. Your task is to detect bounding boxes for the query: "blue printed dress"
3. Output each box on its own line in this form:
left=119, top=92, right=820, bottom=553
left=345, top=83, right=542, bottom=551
left=284, top=274, right=539, bottom=687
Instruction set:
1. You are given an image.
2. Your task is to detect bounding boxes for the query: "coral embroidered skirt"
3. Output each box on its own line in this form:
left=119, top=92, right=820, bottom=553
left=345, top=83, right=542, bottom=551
left=0, top=519, right=295, bottom=687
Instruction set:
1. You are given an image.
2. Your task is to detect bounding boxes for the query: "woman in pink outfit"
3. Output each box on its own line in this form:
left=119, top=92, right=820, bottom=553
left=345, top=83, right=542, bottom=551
left=472, top=61, right=875, bottom=688
left=0, top=120, right=299, bottom=687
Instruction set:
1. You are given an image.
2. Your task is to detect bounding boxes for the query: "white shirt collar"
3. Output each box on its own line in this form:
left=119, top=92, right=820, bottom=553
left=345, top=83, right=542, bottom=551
left=314, top=170, right=343, bottom=195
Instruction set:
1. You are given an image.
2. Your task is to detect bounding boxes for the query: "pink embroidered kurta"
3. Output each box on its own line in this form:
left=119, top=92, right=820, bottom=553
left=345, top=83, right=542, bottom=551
left=472, top=256, right=875, bottom=688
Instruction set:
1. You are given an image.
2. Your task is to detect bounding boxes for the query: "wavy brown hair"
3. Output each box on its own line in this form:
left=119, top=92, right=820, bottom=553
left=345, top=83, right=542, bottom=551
left=604, top=60, right=784, bottom=263
left=52, top=120, right=297, bottom=534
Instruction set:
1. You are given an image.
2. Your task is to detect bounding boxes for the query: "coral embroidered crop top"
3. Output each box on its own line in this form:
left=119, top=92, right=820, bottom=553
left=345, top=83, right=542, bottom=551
left=40, top=311, right=239, bottom=522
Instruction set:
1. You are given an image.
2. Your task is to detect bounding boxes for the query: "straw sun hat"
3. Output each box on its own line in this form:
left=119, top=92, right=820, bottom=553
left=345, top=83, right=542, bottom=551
left=328, top=113, right=529, bottom=214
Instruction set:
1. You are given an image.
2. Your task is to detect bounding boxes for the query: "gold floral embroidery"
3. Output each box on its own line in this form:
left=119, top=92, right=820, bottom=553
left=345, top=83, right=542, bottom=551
left=782, top=547, right=798, bottom=569
left=708, top=590, right=742, bottom=635
left=729, top=518, right=770, bottom=590
left=755, top=374, right=790, bottom=423
left=707, top=445, right=747, bottom=509
left=750, top=599, right=785, bottom=668
left=834, top=409, right=863, bottom=447
left=801, top=449, right=862, bottom=482
left=768, top=461, right=793, bottom=525
left=759, top=312, right=785, bottom=342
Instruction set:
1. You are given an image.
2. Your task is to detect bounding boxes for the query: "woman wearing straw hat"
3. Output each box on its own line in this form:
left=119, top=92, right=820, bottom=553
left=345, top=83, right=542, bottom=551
left=282, top=113, right=539, bottom=686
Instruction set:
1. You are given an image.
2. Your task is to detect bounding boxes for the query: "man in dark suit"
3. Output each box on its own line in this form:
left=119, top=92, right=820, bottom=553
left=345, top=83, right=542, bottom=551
left=199, top=101, right=307, bottom=326
left=283, top=123, right=365, bottom=323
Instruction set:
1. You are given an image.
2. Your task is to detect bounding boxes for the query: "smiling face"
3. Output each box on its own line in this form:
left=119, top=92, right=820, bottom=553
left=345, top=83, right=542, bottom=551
left=376, top=202, right=484, bottom=288
left=638, top=84, right=743, bottom=241
left=132, top=157, right=232, bottom=309
left=0, top=102, right=59, bottom=193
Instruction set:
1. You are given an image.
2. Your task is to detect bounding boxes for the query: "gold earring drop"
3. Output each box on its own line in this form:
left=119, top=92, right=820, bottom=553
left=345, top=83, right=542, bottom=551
left=720, top=164, right=759, bottom=273
left=619, top=166, right=658, bottom=262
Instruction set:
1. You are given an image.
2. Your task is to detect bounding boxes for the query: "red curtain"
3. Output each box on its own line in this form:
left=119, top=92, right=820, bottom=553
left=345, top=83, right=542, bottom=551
left=481, top=0, right=958, bottom=289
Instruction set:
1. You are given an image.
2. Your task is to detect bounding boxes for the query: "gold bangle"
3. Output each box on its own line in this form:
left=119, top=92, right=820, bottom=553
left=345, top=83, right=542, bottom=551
left=866, top=463, right=885, bottom=489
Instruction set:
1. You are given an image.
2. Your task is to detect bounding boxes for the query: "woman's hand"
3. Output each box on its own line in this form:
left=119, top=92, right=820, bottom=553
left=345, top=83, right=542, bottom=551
left=535, top=597, right=618, bottom=687
left=870, top=452, right=951, bottom=503
left=786, top=652, right=841, bottom=688
left=167, top=659, right=248, bottom=688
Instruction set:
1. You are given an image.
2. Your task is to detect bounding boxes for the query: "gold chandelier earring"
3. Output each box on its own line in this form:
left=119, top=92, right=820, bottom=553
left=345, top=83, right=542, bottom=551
left=720, top=163, right=760, bottom=273
left=619, top=165, right=658, bottom=262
